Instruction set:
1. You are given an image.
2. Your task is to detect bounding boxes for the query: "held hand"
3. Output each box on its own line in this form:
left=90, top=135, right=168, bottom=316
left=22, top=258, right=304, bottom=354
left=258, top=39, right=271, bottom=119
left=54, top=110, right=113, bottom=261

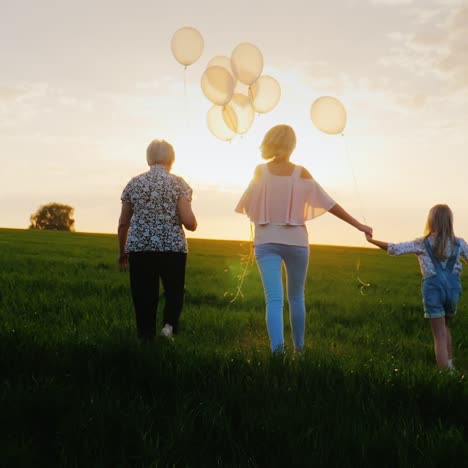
left=118, top=253, right=129, bottom=272
left=359, top=224, right=373, bottom=236
left=365, top=232, right=373, bottom=242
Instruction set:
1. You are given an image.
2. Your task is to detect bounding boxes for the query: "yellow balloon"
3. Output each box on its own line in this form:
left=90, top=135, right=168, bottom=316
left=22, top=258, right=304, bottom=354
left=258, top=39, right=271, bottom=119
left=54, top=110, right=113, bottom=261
left=207, top=56, right=235, bottom=80
left=234, top=81, right=249, bottom=96
left=249, top=75, right=281, bottom=113
left=171, top=27, right=204, bottom=66
left=310, top=96, right=347, bottom=135
left=201, top=66, right=235, bottom=106
left=222, top=94, right=255, bottom=135
left=231, top=43, right=264, bottom=85
left=207, top=105, right=236, bottom=141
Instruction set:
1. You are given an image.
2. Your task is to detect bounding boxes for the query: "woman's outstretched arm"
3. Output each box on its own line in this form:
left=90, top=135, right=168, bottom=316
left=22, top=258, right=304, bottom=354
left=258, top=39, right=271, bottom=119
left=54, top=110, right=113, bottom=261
left=328, top=203, right=372, bottom=235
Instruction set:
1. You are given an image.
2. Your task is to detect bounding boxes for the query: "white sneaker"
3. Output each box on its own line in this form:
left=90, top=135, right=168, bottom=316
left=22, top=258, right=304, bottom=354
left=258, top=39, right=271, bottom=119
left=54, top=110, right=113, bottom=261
left=160, top=323, right=173, bottom=338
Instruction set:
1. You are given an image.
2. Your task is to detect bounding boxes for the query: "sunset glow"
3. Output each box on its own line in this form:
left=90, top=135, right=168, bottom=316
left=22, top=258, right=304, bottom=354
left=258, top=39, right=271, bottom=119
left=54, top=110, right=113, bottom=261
left=1, top=0, right=467, bottom=246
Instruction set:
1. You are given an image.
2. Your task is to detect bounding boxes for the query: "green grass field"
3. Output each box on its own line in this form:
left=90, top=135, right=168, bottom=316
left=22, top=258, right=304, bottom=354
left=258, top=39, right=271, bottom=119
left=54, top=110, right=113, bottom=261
left=1, top=228, right=468, bottom=467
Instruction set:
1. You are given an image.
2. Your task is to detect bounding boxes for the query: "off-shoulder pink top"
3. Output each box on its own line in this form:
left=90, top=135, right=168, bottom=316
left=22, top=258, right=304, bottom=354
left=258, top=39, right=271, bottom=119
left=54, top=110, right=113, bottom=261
left=235, top=164, right=336, bottom=246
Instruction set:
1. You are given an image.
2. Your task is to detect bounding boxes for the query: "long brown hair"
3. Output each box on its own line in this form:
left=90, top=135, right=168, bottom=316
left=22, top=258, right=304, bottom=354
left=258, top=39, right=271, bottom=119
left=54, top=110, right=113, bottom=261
left=424, top=204, right=455, bottom=259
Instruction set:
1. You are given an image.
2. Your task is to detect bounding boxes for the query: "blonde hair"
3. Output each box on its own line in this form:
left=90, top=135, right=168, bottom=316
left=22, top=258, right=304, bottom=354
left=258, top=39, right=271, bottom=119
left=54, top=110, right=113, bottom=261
left=260, top=125, right=296, bottom=161
left=424, top=204, right=455, bottom=259
left=146, top=139, right=175, bottom=166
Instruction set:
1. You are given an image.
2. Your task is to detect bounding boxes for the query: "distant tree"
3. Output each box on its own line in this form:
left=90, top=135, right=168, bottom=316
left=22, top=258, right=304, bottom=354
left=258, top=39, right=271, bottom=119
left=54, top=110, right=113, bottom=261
left=29, top=203, right=75, bottom=231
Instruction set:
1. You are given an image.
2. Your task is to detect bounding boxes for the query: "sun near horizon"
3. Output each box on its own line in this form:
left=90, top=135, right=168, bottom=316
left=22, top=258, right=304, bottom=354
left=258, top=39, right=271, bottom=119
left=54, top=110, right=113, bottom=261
left=1, top=1, right=467, bottom=247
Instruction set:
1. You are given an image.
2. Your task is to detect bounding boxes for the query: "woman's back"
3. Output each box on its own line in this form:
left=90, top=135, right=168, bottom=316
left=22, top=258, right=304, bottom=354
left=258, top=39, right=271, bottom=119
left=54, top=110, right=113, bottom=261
left=259, top=161, right=312, bottom=178
left=236, top=163, right=335, bottom=227
left=263, top=164, right=303, bottom=225
left=121, top=165, right=192, bottom=252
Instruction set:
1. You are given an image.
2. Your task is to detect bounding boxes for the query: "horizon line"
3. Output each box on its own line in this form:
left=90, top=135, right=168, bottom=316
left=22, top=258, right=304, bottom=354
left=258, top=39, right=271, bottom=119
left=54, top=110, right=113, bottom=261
left=0, top=226, right=377, bottom=250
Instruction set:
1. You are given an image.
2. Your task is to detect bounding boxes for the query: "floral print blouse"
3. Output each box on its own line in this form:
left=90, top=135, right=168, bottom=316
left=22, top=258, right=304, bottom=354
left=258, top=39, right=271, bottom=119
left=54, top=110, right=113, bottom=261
left=121, top=164, right=193, bottom=253
left=388, top=236, right=468, bottom=278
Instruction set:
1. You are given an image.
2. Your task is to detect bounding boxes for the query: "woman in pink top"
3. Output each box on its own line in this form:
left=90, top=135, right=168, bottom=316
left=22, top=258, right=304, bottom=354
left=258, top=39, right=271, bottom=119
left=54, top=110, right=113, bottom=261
left=236, top=125, right=372, bottom=352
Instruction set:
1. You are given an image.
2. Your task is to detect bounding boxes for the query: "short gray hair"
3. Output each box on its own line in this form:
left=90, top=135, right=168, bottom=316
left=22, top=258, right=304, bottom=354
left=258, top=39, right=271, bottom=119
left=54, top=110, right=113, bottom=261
left=146, top=139, right=175, bottom=166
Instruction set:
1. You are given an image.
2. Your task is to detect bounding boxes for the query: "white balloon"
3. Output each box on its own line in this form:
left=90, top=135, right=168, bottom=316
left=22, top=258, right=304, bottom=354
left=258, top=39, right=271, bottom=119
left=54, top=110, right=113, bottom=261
left=222, top=94, right=255, bottom=135
left=249, top=75, right=281, bottom=113
left=310, top=96, right=347, bottom=135
left=231, top=43, right=264, bottom=85
left=207, top=105, right=236, bottom=141
left=171, top=27, right=204, bottom=66
left=201, top=66, right=235, bottom=106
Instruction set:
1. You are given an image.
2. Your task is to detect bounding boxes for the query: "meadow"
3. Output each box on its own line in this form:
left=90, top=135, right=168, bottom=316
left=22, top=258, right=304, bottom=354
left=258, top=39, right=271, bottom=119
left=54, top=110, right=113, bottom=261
left=1, top=228, right=468, bottom=467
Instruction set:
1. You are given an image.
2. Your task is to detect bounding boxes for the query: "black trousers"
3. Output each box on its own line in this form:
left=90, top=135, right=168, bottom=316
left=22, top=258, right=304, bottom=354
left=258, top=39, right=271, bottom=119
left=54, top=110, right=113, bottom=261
left=128, top=251, right=187, bottom=340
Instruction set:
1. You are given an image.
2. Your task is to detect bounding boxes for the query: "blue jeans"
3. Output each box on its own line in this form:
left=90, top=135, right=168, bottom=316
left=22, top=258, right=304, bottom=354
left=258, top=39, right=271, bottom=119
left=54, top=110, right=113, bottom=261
left=254, top=243, right=310, bottom=352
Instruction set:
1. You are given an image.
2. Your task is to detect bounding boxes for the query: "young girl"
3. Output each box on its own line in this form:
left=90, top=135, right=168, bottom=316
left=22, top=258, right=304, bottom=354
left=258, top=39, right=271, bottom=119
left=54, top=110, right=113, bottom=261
left=366, top=204, right=468, bottom=369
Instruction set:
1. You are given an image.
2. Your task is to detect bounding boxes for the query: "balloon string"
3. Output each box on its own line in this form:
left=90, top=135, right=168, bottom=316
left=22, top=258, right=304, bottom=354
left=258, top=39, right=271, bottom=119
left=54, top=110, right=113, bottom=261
left=229, top=223, right=255, bottom=303
left=341, top=133, right=367, bottom=225
left=341, top=133, right=371, bottom=295
left=184, top=66, right=188, bottom=129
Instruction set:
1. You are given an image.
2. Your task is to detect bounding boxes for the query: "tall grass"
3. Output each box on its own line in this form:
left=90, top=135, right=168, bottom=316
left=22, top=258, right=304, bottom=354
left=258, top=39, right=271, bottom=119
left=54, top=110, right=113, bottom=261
left=1, top=228, right=467, bottom=467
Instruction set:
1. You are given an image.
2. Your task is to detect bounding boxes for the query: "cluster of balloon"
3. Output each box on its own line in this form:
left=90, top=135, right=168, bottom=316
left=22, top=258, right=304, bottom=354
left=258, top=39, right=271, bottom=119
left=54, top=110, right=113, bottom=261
left=201, top=43, right=281, bottom=141
left=170, top=28, right=345, bottom=139
left=310, top=96, right=347, bottom=135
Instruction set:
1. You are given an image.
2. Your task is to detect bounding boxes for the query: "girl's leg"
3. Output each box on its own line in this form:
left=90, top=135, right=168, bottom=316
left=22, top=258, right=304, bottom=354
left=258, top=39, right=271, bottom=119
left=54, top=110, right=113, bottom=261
left=445, top=316, right=453, bottom=362
left=429, top=317, right=449, bottom=367
left=282, top=246, right=309, bottom=351
left=255, top=244, right=284, bottom=352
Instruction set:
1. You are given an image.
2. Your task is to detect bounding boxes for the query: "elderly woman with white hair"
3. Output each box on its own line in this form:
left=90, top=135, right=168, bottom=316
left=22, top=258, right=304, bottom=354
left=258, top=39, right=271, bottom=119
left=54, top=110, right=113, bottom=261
left=236, top=124, right=372, bottom=353
left=118, top=139, right=197, bottom=341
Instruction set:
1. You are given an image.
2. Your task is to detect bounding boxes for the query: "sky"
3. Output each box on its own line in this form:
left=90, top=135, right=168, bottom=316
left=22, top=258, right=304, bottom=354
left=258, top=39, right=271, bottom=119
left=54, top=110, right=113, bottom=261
left=1, top=0, right=467, bottom=247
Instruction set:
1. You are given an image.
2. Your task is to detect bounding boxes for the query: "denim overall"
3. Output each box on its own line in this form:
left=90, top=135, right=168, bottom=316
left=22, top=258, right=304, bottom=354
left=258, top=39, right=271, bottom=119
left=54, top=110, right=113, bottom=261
left=422, top=238, right=461, bottom=318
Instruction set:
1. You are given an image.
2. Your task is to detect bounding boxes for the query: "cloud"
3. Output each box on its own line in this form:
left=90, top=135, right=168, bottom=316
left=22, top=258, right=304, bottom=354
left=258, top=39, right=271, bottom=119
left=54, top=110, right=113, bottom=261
left=434, top=6, right=468, bottom=90
left=290, top=6, right=466, bottom=112
left=0, top=82, right=48, bottom=105
left=410, top=6, right=468, bottom=90
left=0, top=86, right=25, bottom=103
left=395, top=93, right=428, bottom=109
left=0, top=86, right=45, bottom=132
left=376, top=5, right=468, bottom=97
left=0, top=82, right=99, bottom=136
left=412, top=8, right=443, bottom=24
left=370, top=0, right=414, bottom=5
